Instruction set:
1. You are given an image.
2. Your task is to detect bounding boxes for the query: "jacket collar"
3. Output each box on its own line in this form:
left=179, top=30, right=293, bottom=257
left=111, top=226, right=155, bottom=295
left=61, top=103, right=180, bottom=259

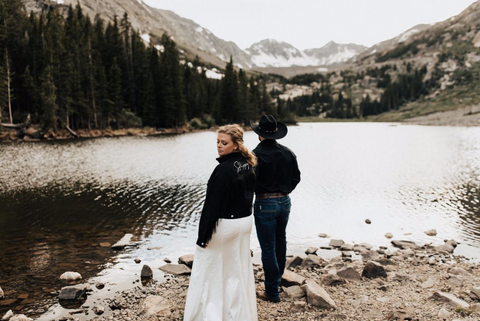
left=216, top=151, right=242, bottom=163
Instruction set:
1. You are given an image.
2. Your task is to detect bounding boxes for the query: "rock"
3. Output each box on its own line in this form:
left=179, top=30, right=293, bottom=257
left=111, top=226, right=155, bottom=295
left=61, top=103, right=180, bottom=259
left=421, top=277, right=435, bottom=289
left=1, top=310, right=13, bottom=321
left=110, top=295, right=127, bottom=310
left=447, top=275, right=463, bottom=287
left=448, top=267, right=472, bottom=278
left=134, top=258, right=141, bottom=264
left=391, top=240, right=421, bottom=250
left=385, top=233, right=393, bottom=239
left=281, top=270, right=306, bottom=286
left=322, top=274, right=346, bottom=286
left=304, top=279, right=337, bottom=309
left=301, top=254, right=323, bottom=268
left=435, top=245, right=455, bottom=253
left=95, top=282, right=105, bottom=290
left=284, top=286, right=305, bottom=299
left=329, top=239, right=345, bottom=248
left=471, top=303, right=480, bottom=312
left=340, top=244, right=354, bottom=251
left=386, top=310, right=410, bottom=320
left=139, top=295, right=171, bottom=317
left=99, top=242, right=111, bottom=248
left=470, top=287, right=480, bottom=300
left=286, top=256, right=303, bottom=269
left=141, top=265, right=153, bottom=279
left=92, top=305, right=105, bottom=315
left=305, top=247, right=318, bottom=255
left=291, top=301, right=306, bottom=312
left=361, top=250, right=380, bottom=261
left=163, top=258, right=172, bottom=263
left=378, top=258, right=395, bottom=266
left=178, top=254, right=194, bottom=268
left=59, top=272, right=82, bottom=281
left=365, top=219, right=371, bottom=224
left=337, top=267, right=361, bottom=281
left=430, top=291, right=470, bottom=309
left=362, top=261, right=387, bottom=278
left=111, top=233, right=133, bottom=250
left=332, top=314, right=347, bottom=320
left=159, top=263, right=191, bottom=275
left=318, top=233, right=329, bottom=238
left=445, top=239, right=458, bottom=248
left=58, top=285, right=86, bottom=300
left=438, top=307, right=451, bottom=320
left=425, top=229, right=437, bottom=236
left=428, top=257, right=436, bottom=265
left=0, top=287, right=3, bottom=299
left=9, top=316, right=31, bottom=321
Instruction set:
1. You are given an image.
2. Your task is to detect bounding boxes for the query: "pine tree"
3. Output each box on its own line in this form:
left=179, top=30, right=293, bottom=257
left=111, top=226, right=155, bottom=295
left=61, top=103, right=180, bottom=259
left=107, top=57, right=123, bottom=128
left=39, top=65, right=58, bottom=131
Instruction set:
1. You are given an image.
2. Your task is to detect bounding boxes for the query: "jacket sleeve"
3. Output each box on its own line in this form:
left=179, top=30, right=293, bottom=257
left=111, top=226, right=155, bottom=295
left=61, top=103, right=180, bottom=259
left=196, top=166, right=229, bottom=247
left=290, top=153, right=301, bottom=192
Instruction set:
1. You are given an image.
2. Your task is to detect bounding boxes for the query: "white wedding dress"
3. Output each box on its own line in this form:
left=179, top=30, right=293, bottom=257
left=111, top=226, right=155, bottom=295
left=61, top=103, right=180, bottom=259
left=183, top=215, right=258, bottom=321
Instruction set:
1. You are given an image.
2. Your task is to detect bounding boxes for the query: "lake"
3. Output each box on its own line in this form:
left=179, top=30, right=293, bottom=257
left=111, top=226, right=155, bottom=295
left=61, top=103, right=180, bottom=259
left=1, top=122, right=480, bottom=318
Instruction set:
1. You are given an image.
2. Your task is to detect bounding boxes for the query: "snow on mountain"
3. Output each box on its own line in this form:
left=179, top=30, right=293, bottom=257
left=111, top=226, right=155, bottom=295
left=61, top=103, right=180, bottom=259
left=246, top=39, right=367, bottom=68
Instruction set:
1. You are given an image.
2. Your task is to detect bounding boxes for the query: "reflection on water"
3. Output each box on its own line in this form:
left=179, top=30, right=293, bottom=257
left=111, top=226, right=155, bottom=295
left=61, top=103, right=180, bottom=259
left=1, top=124, right=480, bottom=317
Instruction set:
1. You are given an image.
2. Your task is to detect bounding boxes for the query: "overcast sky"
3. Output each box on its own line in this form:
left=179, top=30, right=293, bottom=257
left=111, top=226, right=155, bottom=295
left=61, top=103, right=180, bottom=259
left=143, top=0, right=477, bottom=50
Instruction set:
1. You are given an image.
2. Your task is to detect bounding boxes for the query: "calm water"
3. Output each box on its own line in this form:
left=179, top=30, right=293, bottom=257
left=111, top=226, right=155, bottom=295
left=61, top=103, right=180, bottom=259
left=1, top=123, right=480, bottom=318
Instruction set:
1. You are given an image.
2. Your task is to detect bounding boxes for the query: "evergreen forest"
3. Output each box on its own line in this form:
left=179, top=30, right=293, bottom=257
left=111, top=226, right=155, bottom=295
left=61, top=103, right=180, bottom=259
left=0, top=1, right=283, bottom=132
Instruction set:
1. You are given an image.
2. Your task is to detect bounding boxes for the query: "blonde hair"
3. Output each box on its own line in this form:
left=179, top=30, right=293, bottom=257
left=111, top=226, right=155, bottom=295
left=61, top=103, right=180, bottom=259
left=217, top=124, right=257, bottom=167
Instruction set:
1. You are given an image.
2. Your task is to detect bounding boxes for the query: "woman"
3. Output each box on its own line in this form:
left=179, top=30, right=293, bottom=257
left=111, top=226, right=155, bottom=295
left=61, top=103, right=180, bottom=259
left=184, top=124, right=258, bottom=321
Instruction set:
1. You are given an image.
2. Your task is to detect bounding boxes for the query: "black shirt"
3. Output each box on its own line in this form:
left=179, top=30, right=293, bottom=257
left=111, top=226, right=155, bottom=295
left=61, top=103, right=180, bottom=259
left=253, top=139, right=301, bottom=195
left=196, top=152, right=255, bottom=247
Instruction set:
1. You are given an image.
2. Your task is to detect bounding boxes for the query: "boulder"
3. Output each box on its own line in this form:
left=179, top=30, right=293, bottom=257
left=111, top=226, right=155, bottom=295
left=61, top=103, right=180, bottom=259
left=281, top=270, right=306, bottom=286
left=329, top=239, right=345, bottom=248
left=305, top=247, right=318, bottom=255
left=92, top=305, right=105, bottom=315
left=111, top=233, right=133, bottom=250
left=391, top=240, right=421, bottom=250
left=141, top=265, right=153, bottom=279
left=9, top=316, right=31, bottom=321
left=470, top=287, right=480, bottom=300
left=301, top=254, right=324, bottom=269
left=58, top=285, right=86, bottom=300
left=139, top=295, right=171, bottom=317
left=159, top=264, right=191, bottom=276
left=322, top=274, right=346, bottom=286
left=438, top=307, right=451, bottom=320
left=430, top=291, right=469, bottom=309
left=59, top=272, right=82, bottom=281
left=1, top=310, right=13, bottom=321
left=362, top=261, right=387, bottom=278
left=286, top=256, right=303, bottom=269
left=304, top=279, right=337, bottom=309
left=178, top=254, right=194, bottom=268
left=337, top=267, right=361, bottom=281
left=424, top=229, right=437, bottom=236
left=284, top=286, right=305, bottom=299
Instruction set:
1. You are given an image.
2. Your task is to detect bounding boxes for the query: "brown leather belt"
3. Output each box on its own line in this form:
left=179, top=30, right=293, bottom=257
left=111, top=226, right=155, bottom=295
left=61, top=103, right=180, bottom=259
left=255, top=193, right=288, bottom=199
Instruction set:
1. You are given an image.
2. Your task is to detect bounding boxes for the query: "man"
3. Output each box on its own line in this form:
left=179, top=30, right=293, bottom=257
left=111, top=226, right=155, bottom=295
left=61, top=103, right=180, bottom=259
left=250, top=114, right=301, bottom=303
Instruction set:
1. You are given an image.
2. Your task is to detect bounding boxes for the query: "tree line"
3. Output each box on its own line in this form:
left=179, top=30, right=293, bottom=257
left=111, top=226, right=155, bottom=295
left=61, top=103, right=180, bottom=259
left=0, top=1, right=279, bottom=132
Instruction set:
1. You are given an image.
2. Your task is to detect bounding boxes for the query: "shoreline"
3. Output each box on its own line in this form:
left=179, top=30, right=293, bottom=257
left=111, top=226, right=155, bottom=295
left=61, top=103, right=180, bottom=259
left=7, top=237, right=480, bottom=321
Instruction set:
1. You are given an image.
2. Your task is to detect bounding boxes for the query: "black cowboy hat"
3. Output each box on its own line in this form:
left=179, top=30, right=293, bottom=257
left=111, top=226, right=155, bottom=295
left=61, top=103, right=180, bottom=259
left=250, top=114, right=288, bottom=140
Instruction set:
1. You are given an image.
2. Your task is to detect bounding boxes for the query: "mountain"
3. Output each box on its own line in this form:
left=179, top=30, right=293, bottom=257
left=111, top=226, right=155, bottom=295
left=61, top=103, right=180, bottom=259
left=246, top=39, right=367, bottom=68
left=21, top=0, right=255, bottom=69
left=305, top=41, right=368, bottom=65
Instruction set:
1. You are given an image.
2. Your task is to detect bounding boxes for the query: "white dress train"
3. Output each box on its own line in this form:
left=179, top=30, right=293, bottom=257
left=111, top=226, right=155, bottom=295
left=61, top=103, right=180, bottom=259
left=183, top=215, right=258, bottom=321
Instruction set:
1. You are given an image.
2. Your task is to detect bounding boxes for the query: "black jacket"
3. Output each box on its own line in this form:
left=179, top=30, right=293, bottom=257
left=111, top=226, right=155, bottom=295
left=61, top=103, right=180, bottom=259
left=253, top=139, right=300, bottom=195
left=196, top=152, right=255, bottom=247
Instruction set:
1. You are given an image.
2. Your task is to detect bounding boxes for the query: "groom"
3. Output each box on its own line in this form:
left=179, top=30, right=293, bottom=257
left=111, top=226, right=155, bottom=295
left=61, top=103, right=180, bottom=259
left=250, top=115, right=301, bottom=303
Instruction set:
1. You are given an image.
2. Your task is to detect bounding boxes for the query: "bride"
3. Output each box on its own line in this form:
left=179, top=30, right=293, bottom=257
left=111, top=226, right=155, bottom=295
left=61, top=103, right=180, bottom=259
left=183, top=124, right=258, bottom=321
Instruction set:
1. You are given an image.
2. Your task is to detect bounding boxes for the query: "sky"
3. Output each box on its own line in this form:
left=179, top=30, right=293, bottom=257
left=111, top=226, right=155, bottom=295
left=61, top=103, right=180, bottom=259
left=143, top=0, right=477, bottom=50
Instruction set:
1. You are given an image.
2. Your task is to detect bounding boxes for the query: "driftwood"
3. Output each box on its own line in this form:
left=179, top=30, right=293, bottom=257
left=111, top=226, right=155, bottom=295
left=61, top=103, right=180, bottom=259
left=0, top=114, right=31, bottom=131
left=66, top=125, right=79, bottom=138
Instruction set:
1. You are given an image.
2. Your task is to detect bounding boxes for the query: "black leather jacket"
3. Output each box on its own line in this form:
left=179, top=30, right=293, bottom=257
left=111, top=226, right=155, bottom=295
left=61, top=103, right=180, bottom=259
left=196, top=152, right=255, bottom=247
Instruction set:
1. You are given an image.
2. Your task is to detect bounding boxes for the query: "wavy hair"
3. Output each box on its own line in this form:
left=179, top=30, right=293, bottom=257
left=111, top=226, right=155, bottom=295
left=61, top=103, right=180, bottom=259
left=217, top=124, right=257, bottom=167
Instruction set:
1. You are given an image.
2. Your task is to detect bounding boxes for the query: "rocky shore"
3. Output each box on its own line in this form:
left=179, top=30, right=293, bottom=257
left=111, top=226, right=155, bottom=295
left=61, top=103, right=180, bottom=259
left=5, top=236, right=480, bottom=321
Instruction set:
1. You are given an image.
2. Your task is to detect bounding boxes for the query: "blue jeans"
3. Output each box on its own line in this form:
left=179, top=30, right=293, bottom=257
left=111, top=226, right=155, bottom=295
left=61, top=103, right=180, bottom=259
left=254, top=195, right=291, bottom=299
